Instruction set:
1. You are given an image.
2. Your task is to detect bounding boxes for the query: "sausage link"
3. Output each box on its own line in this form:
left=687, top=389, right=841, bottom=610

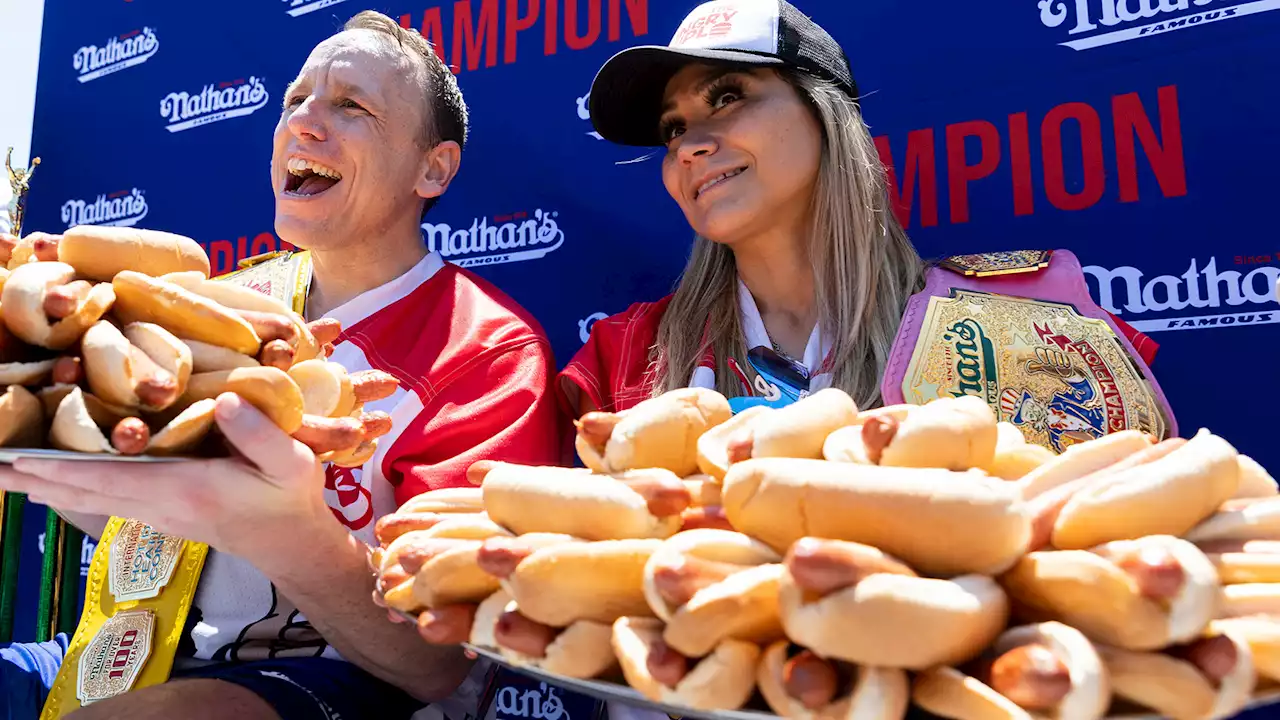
left=725, top=430, right=755, bottom=464
left=646, top=637, right=690, bottom=689
left=987, top=643, right=1072, bottom=711
left=616, top=473, right=692, bottom=517
left=234, top=309, right=299, bottom=346
left=418, top=604, right=478, bottom=645
left=32, top=234, right=60, bottom=262
left=782, top=650, right=839, bottom=710
left=576, top=412, right=620, bottom=447
left=0, top=234, right=16, bottom=264
left=679, top=506, right=734, bottom=533
left=375, top=512, right=446, bottom=547
left=1111, top=545, right=1186, bottom=601
left=351, top=370, right=399, bottom=403
left=358, top=411, right=393, bottom=440
left=111, top=417, right=151, bottom=455
left=43, top=281, right=93, bottom=319
left=306, top=318, right=343, bottom=346
left=467, top=460, right=498, bottom=486
left=1026, top=475, right=1098, bottom=551
left=129, top=348, right=179, bottom=409
left=476, top=536, right=535, bottom=579
left=258, top=339, right=296, bottom=371
left=1170, top=635, right=1238, bottom=687
left=651, top=555, right=750, bottom=607
left=495, top=610, right=559, bottom=658
left=378, top=566, right=411, bottom=595
left=394, top=538, right=469, bottom=576
left=785, top=537, right=917, bottom=596
left=321, top=342, right=335, bottom=358
left=52, top=356, right=83, bottom=385
left=861, top=415, right=900, bottom=465
left=293, top=415, right=364, bottom=455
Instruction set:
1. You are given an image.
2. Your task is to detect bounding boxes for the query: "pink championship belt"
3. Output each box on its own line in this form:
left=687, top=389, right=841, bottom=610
left=881, top=250, right=1177, bottom=454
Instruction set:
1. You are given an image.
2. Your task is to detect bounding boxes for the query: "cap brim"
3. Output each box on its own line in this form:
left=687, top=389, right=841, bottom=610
left=589, top=46, right=785, bottom=147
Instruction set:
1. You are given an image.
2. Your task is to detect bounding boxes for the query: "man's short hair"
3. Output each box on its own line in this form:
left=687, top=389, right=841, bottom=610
left=342, top=11, right=469, bottom=219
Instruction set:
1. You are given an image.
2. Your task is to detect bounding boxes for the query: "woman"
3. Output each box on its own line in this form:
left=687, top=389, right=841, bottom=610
left=561, top=0, right=1174, bottom=451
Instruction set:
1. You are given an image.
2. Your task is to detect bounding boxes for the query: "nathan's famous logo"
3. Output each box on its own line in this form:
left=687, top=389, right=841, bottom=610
left=576, top=91, right=603, bottom=141
left=160, top=77, right=271, bottom=133
left=422, top=210, right=564, bottom=268
left=1084, top=257, right=1279, bottom=332
left=494, top=681, right=567, bottom=720
left=73, top=27, right=159, bottom=83
left=1000, top=325, right=1127, bottom=453
left=283, top=0, right=349, bottom=17
left=1039, top=0, right=1276, bottom=50
left=940, top=318, right=1000, bottom=404
left=62, top=188, right=148, bottom=228
left=579, top=312, right=608, bottom=343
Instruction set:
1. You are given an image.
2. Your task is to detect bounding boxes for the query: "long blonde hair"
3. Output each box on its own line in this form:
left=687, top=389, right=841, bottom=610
left=650, top=69, right=926, bottom=409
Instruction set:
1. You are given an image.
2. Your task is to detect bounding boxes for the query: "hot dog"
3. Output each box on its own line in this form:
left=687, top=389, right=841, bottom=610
left=980, top=422, right=1058, bottom=481
left=180, top=366, right=305, bottom=434
left=287, top=359, right=356, bottom=418
left=1210, top=617, right=1280, bottom=685
left=55, top=225, right=211, bottom=281
left=469, top=590, right=617, bottom=679
left=162, top=271, right=321, bottom=363
left=611, top=615, right=761, bottom=711
left=258, top=339, right=296, bottom=371
left=1000, top=535, right=1220, bottom=651
left=1216, top=583, right=1280, bottom=620
left=1015, top=430, right=1154, bottom=501
left=678, top=506, right=734, bottom=532
left=395, top=487, right=486, bottom=516
left=1099, top=630, right=1255, bottom=720
left=756, top=640, right=910, bottom=720
left=51, top=356, right=82, bottom=386
left=416, top=603, right=477, bottom=645
left=695, top=406, right=774, bottom=481
left=376, top=516, right=513, bottom=612
left=1234, top=456, right=1278, bottom=500
left=475, top=461, right=690, bottom=540
left=350, top=369, right=399, bottom=404
left=641, top=529, right=785, bottom=657
left=1185, top=495, right=1280, bottom=545
left=1, top=262, right=116, bottom=350
left=778, top=538, right=1009, bottom=670
left=1194, top=539, right=1280, bottom=585
left=110, top=417, right=150, bottom=455
left=112, top=271, right=261, bottom=356
left=575, top=387, right=732, bottom=476
left=0, top=385, right=43, bottom=448
left=80, top=321, right=192, bottom=412
left=911, top=622, right=1109, bottom=720
left=823, top=395, right=997, bottom=471
left=483, top=537, right=659, bottom=628
left=726, top=388, right=859, bottom=462
left=721, top=458, right=1030, bottom=577
left=42, top=280, right=92, bottom=319
left=49, top=386, right=216, bottom=456
left=307, top=318, right=342, bottom=347
left=293, top=415, right=363, bottom=455
left=1049, top=429, right=1241, bottom=550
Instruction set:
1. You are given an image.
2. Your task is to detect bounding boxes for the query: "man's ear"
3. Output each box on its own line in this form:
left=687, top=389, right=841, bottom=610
left=415, top=140, right=462, bottom=201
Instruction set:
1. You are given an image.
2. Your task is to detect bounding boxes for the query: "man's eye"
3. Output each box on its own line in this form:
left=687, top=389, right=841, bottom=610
left=341, top=99, right=365, bottom=111
left=284, top=96, right=304, bottom=109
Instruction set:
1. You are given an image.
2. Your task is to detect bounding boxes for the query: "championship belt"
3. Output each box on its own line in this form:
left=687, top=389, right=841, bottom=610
left=881, top=249, right=1177, bottom=454
left=41, top=251, right=313, bottom=717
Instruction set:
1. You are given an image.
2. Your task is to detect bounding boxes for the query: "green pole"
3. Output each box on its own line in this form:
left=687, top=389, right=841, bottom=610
left=0, top=491, right=27, bottom=644
left=57, top=524, right=84, bottom=637
left=35, top=509, right=63, bottom=642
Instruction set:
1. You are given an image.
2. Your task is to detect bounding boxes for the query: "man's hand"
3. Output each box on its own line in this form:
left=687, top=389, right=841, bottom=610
left=0, top=392, right=332, bottom=569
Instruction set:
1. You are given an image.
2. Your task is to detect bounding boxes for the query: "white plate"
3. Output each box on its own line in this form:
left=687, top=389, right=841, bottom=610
left=0, top=448, right=192, bottom=464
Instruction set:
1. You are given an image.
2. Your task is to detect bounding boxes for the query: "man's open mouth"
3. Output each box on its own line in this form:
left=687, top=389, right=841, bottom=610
left=284, top=158, right=342, bottom=197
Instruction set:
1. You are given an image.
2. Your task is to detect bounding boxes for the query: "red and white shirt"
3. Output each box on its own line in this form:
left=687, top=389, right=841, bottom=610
left=178, top=251, right=563, bottom=665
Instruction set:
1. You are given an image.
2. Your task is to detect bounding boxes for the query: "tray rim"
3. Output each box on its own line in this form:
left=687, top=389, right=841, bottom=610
left=0, top=448, right=193, bottom=464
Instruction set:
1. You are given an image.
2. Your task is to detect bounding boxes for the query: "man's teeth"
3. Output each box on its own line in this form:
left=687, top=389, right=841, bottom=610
left=697, top=168, right=744, bottom=196
left=287, top=157, right=342, bottom=180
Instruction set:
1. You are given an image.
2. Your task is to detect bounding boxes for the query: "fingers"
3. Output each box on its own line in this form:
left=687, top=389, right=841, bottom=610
left=213, top=392, right=316, bottom=482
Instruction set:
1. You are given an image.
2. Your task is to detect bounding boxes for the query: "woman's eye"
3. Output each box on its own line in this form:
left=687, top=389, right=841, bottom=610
left=661, top=123, right=685, bottom=144
left=711, top=90, right=741, bottom=109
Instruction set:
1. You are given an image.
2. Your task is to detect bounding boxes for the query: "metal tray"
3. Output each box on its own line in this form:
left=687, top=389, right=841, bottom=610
left=0, top=448, right=192, bottom=464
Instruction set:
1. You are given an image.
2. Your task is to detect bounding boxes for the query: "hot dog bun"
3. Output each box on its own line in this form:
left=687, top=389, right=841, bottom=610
left=1099, top=630, right=1254, bottom=720
left=756, top=640, right=909, bottom=720
left=288, top=359, right=355, bottom=418
left=823, top=395, right=997, bottom=471
left=1051, top=429, right=1240, bottom=550
left=911, top=622, right=1109, bottom=720
left=1194, top=539, right=1280, bottom=585
left=722, top=458, right=1030, bottom=577
left=778, top=539, right=1009, bottom=670
left=1016, top=430, right=1154, bottom=501
left=1, top=262, right=115, bottom=350
left=1233, top=456, right=1278, bottom=500
left=0, top=359, right=55, bottom=386
left=642, top=529, right=784, bottom=657
left=478, top=462, right=687, bottom=540
left=737, top=388, right=858, bottom=461
left=1211, top=617, right=1280, bottom=684
left=400, top=515, right=512, bottom=609
left=982, top=423, right=1057, bottom=482
left=499, top=538, right=661, bottom=627
left=146, top=398, right=216, bottom=455
left=999, top=535, right=1220, bottom=651
left=577, top=388, right=731, bottom=476
left=49, top=387, right=118, bottom=454
left=81, top=321, right=191, bottom=411
left=471, top=589, right=617, bottom=679
left=1186, top=496, right=1280, bottom=544
left=112, top=271, right=261, bottom=356
left=612, top=615, right=760, bottom=711
left=1217, top=583, right=1280, bottom=620
left=696, top=405, right=773, bottom=480
left=58, top=226, right=210, bottom=281
left=397, top=487, right=485, bottom=515
left=165, top=272, right=319, bottom=363
left=180, top=367, right=304, bottom=434
left=0, top=385, right=43, bottom=447
left=184, top=339, right=260, bottom=372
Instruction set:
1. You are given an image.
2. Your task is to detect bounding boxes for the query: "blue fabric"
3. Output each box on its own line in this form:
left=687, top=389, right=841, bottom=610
left=174, top=657, right=424, bottom=720
left=0, top=634, right=69, bottom=720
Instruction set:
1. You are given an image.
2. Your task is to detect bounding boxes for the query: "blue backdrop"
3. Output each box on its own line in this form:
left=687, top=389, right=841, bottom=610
left=10, top=0, right=1280, bottom=640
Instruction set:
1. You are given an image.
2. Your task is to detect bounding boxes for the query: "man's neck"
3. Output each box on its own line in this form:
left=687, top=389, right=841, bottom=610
left=303, top=229, right=428, bottom=320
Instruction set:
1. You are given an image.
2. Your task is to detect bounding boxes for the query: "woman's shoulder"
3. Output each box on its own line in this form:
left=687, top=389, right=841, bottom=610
left=558, top=295, right=675, bottom=414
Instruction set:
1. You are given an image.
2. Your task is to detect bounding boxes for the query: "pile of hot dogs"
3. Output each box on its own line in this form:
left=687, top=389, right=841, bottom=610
left=0, top=226, right=397, bottom=459
left=373, top=382, right=1280, bottom=720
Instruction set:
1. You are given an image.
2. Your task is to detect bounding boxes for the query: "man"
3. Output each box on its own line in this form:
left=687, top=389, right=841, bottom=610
left=0, top=11, right=562, bottom=720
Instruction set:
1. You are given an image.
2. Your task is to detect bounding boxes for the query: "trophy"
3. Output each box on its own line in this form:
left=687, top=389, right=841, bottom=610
left=5, top=147, right=40, bottom=238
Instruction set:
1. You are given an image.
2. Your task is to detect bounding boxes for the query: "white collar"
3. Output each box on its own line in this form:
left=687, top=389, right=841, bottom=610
left=736, top=278, right=828, bottom=373
left=322, top=251, right=446, bottom=331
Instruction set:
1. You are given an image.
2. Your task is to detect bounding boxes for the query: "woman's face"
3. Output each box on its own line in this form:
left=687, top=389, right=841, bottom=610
left=659, top=64, right=823, bottom=248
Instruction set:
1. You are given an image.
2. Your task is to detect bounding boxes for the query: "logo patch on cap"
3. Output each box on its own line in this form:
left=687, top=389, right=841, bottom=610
left=669, top=0, right=780, bottom=55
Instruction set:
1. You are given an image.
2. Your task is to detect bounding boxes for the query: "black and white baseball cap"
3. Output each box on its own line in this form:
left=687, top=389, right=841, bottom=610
left=588, top=0, right=857, bottom=147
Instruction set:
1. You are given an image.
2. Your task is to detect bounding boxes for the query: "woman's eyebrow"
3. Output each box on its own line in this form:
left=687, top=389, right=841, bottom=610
left=659, top=67, right=742, bottom=114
